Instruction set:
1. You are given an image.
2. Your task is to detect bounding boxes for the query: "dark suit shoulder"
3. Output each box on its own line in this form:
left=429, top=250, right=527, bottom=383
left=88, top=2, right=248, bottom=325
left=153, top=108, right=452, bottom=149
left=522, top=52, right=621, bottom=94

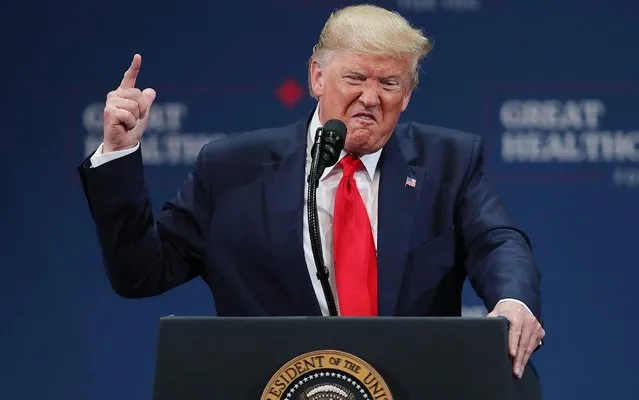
left=197, top=119, right=306, bottom=167
left=391, top=121, right=485, bottom=185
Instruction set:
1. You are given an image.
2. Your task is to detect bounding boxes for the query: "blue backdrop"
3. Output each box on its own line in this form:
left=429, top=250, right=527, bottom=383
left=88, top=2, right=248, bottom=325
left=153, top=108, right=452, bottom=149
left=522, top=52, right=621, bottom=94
left=2, top=0, right=638, bottom=399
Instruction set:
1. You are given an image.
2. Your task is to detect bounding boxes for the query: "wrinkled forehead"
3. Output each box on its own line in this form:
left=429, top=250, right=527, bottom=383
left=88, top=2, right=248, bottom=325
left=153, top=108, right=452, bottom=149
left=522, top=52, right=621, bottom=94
left=326, top=50, right=414, bottom=78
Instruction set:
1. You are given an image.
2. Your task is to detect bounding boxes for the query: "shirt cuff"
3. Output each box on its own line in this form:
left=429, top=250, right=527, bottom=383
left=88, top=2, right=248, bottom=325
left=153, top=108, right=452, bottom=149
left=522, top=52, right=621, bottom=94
left=89, top=142, right=140, bottom=168
left=496, top=298, right=533, bottom=316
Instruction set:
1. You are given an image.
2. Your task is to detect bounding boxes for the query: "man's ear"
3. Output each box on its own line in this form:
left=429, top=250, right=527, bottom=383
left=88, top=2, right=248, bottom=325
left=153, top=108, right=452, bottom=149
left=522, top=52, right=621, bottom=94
left=309, top=60, right=325, bottom=98
left=401, top=89, right=413, bottom=111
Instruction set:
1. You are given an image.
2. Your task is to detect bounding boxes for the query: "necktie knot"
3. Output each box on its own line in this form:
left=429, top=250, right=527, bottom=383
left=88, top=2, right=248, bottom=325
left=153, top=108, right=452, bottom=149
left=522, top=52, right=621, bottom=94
left=339, top=154, right=362, bottom=178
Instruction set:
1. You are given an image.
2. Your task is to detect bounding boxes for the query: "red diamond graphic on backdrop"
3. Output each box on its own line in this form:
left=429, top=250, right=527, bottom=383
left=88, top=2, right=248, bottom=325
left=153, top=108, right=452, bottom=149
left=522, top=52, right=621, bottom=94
left=276, top=78, right=303, bottom=108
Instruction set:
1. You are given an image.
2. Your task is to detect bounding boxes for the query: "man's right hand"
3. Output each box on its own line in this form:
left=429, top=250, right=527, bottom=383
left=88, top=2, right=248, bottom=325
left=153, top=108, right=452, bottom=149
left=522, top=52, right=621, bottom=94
left=103, top=54, right=156, bottom=153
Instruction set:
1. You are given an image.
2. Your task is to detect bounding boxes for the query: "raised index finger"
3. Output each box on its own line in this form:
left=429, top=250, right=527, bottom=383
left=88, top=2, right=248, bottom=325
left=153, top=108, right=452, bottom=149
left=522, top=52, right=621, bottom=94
left=119, top=54, right=142, bottom=89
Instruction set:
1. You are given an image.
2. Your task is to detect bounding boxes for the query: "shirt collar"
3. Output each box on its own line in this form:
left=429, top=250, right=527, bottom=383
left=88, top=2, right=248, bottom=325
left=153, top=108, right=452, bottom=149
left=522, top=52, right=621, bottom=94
left=306, top=103, right=382, bottom=181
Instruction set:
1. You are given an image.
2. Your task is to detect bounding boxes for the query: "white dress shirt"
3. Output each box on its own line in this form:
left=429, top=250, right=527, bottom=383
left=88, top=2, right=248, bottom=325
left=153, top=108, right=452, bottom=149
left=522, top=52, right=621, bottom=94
left=302, top=105, right=382, bottom=316
left=90, top=105, right=532, bottom=317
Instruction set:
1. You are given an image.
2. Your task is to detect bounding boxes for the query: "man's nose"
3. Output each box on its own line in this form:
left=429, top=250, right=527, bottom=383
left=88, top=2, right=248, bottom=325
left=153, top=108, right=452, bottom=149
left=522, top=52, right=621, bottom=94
left=359, top=82, right=381, bottom=108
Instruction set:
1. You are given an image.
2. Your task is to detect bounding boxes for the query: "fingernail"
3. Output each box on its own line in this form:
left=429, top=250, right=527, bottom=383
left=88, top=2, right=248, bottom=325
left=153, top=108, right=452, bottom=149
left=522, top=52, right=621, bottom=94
left=515, top=367, right=521, bottom=377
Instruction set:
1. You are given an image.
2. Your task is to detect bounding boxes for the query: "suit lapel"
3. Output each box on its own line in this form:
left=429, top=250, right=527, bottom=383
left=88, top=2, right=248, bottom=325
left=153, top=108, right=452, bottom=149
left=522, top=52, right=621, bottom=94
left=263, top=117, right=322, bottom=316
left=376, top=132, right=426, bottom=316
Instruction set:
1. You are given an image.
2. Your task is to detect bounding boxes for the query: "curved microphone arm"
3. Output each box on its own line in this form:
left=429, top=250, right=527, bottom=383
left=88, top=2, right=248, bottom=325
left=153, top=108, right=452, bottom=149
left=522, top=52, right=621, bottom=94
left=308, top=143, right=339, bottom=317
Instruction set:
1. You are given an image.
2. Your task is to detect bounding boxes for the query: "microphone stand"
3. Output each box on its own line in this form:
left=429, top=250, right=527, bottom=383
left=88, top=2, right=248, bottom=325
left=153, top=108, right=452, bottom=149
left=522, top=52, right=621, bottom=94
left=308, top=129, right=339, bottom=317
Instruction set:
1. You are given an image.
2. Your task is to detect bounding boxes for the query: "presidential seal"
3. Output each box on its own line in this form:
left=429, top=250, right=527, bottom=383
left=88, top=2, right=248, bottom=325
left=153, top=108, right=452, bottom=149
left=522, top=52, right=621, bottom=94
left=260, top=350, right=392, bottom=400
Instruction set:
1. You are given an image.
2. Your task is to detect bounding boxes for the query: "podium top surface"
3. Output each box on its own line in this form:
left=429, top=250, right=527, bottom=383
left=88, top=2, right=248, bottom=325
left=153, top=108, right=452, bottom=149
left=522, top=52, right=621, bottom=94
left=152, top=316, right=529, bottom=400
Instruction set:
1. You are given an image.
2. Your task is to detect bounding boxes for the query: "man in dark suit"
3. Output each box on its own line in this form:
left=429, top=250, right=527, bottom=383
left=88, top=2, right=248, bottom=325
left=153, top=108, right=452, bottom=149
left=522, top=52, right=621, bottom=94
left=79, top=4, right=544, bottom=378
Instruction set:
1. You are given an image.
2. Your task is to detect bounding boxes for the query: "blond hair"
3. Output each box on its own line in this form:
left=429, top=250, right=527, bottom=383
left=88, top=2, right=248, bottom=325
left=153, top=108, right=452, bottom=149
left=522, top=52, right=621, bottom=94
left=308, top=4, right=433, bottom=95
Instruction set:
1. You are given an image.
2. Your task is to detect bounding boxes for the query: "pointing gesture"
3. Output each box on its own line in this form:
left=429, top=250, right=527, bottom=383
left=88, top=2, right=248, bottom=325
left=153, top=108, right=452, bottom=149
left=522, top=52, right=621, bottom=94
left=103, top=54, right=156, bottom=153
left=120, top=53, right=141, bottom=89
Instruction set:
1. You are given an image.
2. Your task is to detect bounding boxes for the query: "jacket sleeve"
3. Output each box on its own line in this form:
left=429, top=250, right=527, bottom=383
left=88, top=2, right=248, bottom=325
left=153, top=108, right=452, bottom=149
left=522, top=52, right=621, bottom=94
left=78, top=145, right=211, bottom=298
left=454, top=136, right=542, bottom=321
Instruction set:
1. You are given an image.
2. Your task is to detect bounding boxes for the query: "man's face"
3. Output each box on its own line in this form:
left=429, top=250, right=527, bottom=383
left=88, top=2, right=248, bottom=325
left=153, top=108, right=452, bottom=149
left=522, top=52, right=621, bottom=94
left=310, top=51, right=414, bottom=155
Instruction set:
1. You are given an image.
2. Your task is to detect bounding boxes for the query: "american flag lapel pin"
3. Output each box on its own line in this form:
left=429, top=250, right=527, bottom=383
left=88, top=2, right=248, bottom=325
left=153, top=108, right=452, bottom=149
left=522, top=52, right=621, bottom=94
left=405, top=176, right=416, bottom=188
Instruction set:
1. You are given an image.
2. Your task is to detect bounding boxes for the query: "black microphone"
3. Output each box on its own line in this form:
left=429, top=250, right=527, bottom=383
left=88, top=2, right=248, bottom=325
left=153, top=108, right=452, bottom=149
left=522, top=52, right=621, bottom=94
left=307, top=119, right=347, bottom=317
left=308, top=119, right=347, bottom=188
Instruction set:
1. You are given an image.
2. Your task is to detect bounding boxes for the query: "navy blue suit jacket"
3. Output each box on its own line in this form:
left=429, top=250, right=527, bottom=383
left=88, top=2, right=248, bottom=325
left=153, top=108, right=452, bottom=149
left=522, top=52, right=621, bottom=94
left=79, top=113, right=542, bottom=320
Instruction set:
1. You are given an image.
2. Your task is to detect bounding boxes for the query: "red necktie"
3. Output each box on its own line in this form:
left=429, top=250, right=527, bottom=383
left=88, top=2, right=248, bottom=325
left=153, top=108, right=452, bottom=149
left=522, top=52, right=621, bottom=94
left=333, top=154, right=378, bottom=316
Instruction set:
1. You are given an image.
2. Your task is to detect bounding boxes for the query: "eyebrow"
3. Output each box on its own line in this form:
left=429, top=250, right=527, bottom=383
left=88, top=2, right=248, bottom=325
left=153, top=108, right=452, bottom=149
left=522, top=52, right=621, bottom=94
left=342, top=69, right=367, bottom=76
left=342, top=70, right=402, bottom=80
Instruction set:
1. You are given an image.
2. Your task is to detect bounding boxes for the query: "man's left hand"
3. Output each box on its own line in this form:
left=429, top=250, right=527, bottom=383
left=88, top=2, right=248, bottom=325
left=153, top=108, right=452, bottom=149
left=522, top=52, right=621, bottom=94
left=487, top=301, right=545, bottom=379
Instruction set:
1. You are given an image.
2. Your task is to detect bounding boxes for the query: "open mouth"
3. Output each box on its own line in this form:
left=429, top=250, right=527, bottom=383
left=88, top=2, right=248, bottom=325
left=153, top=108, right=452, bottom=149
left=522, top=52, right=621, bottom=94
left=353, top=112, right=377, bottom=122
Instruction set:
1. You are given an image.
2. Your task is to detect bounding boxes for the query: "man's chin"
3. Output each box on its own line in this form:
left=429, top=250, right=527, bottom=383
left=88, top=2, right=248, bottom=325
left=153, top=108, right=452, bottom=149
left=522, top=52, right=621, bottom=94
left=346, top=126, right=374, bottom=138
left=344, top=135, right=384, bottom=155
